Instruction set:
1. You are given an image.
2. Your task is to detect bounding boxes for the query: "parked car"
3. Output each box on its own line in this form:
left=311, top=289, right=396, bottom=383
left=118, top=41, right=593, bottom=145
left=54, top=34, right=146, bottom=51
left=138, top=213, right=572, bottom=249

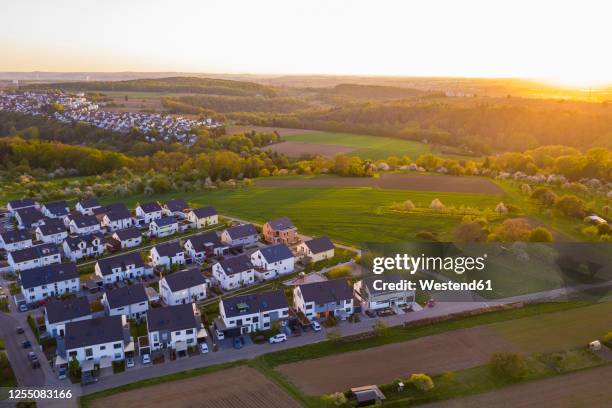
left=126, top=357, right=135, bottom=368
left=22, top=340, right=31, bottom=349
left=215, top=329, right=224, bottom=340
left=311, top=321, right=321, bottom=331
left=16, top=327, right=24, bottom=334
left=31, top=360, right=40, bottom=369
left=141, top=354, right=151, bottom=365
left=200, top=342, right=209, bottom=354
left=58, top=367, right=67, bottom=380
left=81, top=371, right=98, bottom=385
left=365, top=310, right=377, bottom=318
left=269, top=333, right=287, bottom=344
left=19, top=304, right=28, bottom=312
left=233, top=337, right=243, bottom=349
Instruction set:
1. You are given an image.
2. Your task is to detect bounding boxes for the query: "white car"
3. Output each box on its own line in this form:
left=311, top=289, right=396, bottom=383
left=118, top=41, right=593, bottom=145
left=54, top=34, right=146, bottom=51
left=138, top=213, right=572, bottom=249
left=311, top=321, right=321, bottom=331
left=269, top=333, right=287, bottom=344
left=215, top=329, right=224, bottom=340
left=126, top=357, right=135, bottom=368
left=141, top=354, right=151, bottom=365
left=200, top=342, right=209, bottom=354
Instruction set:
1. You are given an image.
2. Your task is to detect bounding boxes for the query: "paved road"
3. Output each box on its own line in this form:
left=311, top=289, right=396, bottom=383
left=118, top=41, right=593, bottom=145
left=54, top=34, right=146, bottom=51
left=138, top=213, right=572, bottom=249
left=0, top=311, right=45, bottom=387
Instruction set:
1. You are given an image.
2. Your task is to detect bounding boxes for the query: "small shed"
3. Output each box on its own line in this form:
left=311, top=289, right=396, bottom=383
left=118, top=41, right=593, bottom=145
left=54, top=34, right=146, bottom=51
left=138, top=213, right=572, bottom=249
left=350, top=385, right=386, bottom=407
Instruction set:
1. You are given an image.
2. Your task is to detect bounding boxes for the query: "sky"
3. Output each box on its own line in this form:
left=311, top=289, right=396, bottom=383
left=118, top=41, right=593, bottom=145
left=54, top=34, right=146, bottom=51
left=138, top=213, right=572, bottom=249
left=2, top=0, right=612, bottom=86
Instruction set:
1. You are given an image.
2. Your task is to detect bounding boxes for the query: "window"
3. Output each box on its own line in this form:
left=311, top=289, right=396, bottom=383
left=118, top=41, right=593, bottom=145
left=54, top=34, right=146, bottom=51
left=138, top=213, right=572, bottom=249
left=114, top=353, right=121, bottom=359
left=186, top=329, right=193, bottom=335
left=252, top=316, right=259, bottom=323
left=113, top=343, right=121, bottom=349
left=85, top=348, right=93, bottom=357
left=175, top=331, right=181, bottom=335
left=306, top=304, right=313, bottom=309
left=187, top=338, right=194, bottom=344
left=100, top=345, right=106, bottom=350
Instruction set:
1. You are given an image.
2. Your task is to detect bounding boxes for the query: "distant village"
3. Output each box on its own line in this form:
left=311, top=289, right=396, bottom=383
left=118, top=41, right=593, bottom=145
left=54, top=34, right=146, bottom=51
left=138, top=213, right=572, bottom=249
left=0, top=91, right=219, bottom=145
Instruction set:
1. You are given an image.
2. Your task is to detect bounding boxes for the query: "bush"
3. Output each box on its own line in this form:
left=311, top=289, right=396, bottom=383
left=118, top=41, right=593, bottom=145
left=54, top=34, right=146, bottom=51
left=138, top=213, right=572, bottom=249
left=321, top=392, right=347, bottom=406
left=529, top=227, right=553, bottom=242
left=489, top=352, right=528, bottom=380
left=325, top=266, right=352, bottom=279
left=555, top=195, right=586, bottom=218
left=409, top=373, right=434, bottom=391
left=603, top=331, right=612, bottom=346
left=416, top=230, right=438, bottom=241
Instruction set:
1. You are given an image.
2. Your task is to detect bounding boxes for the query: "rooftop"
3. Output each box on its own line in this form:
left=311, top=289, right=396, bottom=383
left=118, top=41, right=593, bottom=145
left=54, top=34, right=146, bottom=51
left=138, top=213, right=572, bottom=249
left=266, top=217, right=296, bottom=231
left=225, top=224, right=258, bottom=239
left=146, top=303, right=198, bottom=332
left=298, top=278, right=353, bottom=303
left=45, top=296, right=91, bottom=324
left=217, top=254, right=253, bottom=276
left=163, top=268, right=206, bottom=292
left=258, top=243, right=293, bottom=263
left=105, top=283, right=148, bottom=309
left=303, top=236, right=335, bottom=254
left=222, top=290, right=288, bottom=318
left=20, top=262, right=79, bottom=289
left=65, top=315, right=124, bottom=349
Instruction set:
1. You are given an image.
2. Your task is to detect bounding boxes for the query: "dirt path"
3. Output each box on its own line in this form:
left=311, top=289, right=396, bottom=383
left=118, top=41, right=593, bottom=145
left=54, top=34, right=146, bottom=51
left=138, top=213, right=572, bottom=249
left=90, top=366, right=300, bottom=408
left=423, top=364, right=612, bottom=408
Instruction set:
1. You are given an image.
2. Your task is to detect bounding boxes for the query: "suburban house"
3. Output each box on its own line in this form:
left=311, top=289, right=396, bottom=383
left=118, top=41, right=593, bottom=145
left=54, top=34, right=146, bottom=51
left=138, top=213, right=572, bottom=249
left=75, top=198, right=102, bottom=216
left=102, top=283, right=149, bottom=319
left=297, top=236, right=335, bottom=263
left=20, top=262, right=80, bottom=303
left=262, top=217, right=298, bottom=245
left=8, top=243, right=61, bottom=272
left=354, top=274, right=416, bottom=310
left=0, top=230, right=32, bottom=252
left=7, top=198, right=38, bottom=216
left=294, top=278, right=354, bottom=320
left=186, top=206, right=218, bottom=228
left=183, top=231, right=221, bottom=263
left=159, top=267, right=207, bottom=305
left=135, top=202, right=163, bottom=225
left=101, top=203, right=133, bottom=231
left=161, top=199, right=189, bottom=219
left=212, top=254, right=255, bottom=290
left=44, top=296, right=92, bottom=337
left=15, top=207, right=46, bottom=230
left=62, top=233, right=105, bottom=262
left=221, top=224, right=259, bottom=247
left=149, top=216, right=178, bottom=237
left=218, top=290, right=289, bottom=335
left=110, top=227, right=142, bottom=249
left=146, top=303, right=200, bottom=351
left=41, top=201, right=70, bottom=219
left=63, top=315, right=127, bottom=365
left=95, top=252, right=151, bottom=284
left=35, top=218, right=68, bottom=244
left=150, top=241, right=185, bottom=270
left=68, top=213, right=101, bottom=235
left=250, top=243, right=295, bottom=281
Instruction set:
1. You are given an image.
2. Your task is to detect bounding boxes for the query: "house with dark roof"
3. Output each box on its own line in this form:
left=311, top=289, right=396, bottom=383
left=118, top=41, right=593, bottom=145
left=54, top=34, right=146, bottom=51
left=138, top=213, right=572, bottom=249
left=186, top=206, right=218, bottom=228
left=354, top=274, right=415, bottom=311
left=62, top=232, right=105, bottom=262
left=149, top=216, right=178, bottom=237
left=159, top=267, right=207, bottom=305
left=101, top=203, right=133, bottom=231
left=102, top=283, right=149, bottom=319
left=212, top=254, right=255, bottom=290
left=221, top=224, right=259, bottom=247
left=68, top=213, right=101, bottom=235
left=35, top=218, right=68, bottom=244
left=41, top=201, right=70, bottom=219
left=7, top=198, right=38, bottom=216
left=75, top=198, right=102, bottom=216
left=250, top=243, right=295, bottom=281
left=63, top=315, right=126, bottom=365
left=111, top=227, right=142, bottom=249
left=8, top=243, right=61, bottom=272
left=44, top=297, right=92, bottom=337
left=262, top=217, right=298, bottom=245
left=15, top=207, right=46, bottom=229
left=161, top=199, right=189, bottom=219
left=219, top=290, right=289, bottom=335
left=183, top=231, right=221, bottom=263
left=297, top=236, right=335, bottom=263
left=146, top=303, right=200, bottom=351
left=150, top=241, right=185, bottom=270
left=293, top=278, right=354, bottom=319
left=95, top=252, right=151, bottom=284
left=20, top=262, right=80, bottom=303
left=135, top=202, right=162, bottom=224
left=0, top=229, right=32, bottom=252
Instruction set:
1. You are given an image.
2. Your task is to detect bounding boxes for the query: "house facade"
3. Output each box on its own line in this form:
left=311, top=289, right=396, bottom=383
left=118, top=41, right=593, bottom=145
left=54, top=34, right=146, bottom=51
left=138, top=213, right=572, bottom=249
left=35, top=219, right=68, bottom=244
left=8, top=243, right=61, bottom=272
left=15, top=207, right=46, bottom=230
left=62, top=233, right=105, bottom=262
left=135, top=202, right=163, bottom=225
left=20, top=262, right=80, bottom=304
left=64, top=315, right=126, bottom=365
left=101, top=203, right=133, bottom=232
left=219, top=290, right=289, bottom=335
left=95, top=252, right=152, bottom=284
left=44, top=297, right=92, bottom=337
left=162, top=199, right=189, bottom=218
left=294, top=278, right=354, bottom=320
left=150, top=242, right=185, bottom=270
left=69, top=214, right=101, bottom=235
left=149, top=217, right=178, bottom=237
left=354, top=274, right=415, bottom=310
left=41, top=201, right=70, bottom=219
left=297, top=236, right=335, bottom=263
left=103, top=284, right=149, bottom=319
left=212, top=254, right=255, bottom=291
left=250, top=244, right=295, bottom=281
left=221, top=224, right=259, bottom=247
left=111, top=227, right=142, bottom=249
left=159, top=268, right=207, bottom=305
left=183, top=231, right=221, bottom=263
left=262, top=217, right=298, bottom=245
left=146, top=303, right=199, bottom=351
left=7, top=198, right=38, bottom=216
left=187, top=206, right=218, bottom=229
left=75, top=199, right=102, bottom=216
left=0, top=230, right=32, bottom=252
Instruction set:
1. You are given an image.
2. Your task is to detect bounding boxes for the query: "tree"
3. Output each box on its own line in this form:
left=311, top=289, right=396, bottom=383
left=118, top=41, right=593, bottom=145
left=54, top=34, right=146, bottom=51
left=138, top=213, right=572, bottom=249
left=528, top=227, right=553, bottom=242
left=430, top=198, right=445, bottom=210
left=68, top=356, right=80, bottom=379
left=531, top=187, right=557, bottom=208
left=489, top=352, right=528, bottom=380
left=491, top=219, right=531, bottom=242
left=555, top=195, right=586, bottom=218
left=321, top=392, right=347, bottom=406
left=409, top=373, right=434, bottom=391
left=454, top=220, right=487, bottom=242
left=372, top=319, right=389, bottom=337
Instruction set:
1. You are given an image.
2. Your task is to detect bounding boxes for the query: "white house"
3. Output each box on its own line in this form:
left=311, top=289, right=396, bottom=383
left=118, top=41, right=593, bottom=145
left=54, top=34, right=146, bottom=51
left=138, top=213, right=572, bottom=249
left=7, top=198, right=38, bottom=216
left=35, top=219, right=68, bottom=244
left=75, top=198, right=102, bottom=216
left=297, top=236, right=335, bottom=263
left=149, top=217, right=178, bottom=237
left=161, top=199, right=189, bottom=219
left=44, top=297, right=92, bottom=337
left=0, top=230, right=32, bottom=252
left=69, top=214, right=101, bottom=235
left=20, top=262, right=80, bottom=304
left=212, top=254, right=255, bottom=291
left=103, top=283, right=149, bottom=319
left=135, top=202, right=163, bottom=225
left=146, top=303, right=200, bottom=351
left=183, top=231, right=221, bottom=263
left=95, top=252, right=152, bottom=284
left=187, top=206, right=218, bottom=229
left=63, top=315, right=127, bottom=365
left=8, top=243, right=61, bottom=272
left=150, top=241, right=185, bottom=270
left=62, top=233, right=105, bottom=262
left=294, top=278, right=354, bottom=320
left=250, top=244, right=295, bottom=281
left=159, top=267, right=207, bottom=305
left=15, top=207, right=46, bottom=230
left=41, top=201, right=70, bottom=219
left=100, top=203, right=133, bottom=232
left=354, top=274, right=416, bottom=311
left=221, top=224, right=259, bottom=247
left=111, top=227, right=142, bottom=249
left=218, top=290, right=289, bottom=335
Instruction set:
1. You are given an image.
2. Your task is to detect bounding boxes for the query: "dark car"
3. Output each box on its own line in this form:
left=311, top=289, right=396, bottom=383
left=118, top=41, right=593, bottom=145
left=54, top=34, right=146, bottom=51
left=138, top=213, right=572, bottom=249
left=16, top=327, right=24, bottom=334
left=22, top=340, right=31, bottom=349
left=233, top=337, right=243, bottom=349
left=30, top=360, right=41, bottom=369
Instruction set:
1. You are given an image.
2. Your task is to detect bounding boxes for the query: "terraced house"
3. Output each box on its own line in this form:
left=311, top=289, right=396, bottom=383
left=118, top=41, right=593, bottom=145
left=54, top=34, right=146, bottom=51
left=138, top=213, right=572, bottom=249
left=62, top=315, right=127, bottom=365
left=100, top=203, right=133, bottom=231
left=75, top=198, right=102, bottom=216
left=294, top=278, right=354, bottom=320
left=35, top=218, right=68, bottom=244
left=8, top=243, right=61, bottom=272
left=103, top=283, right=149, bottom=319
left=354, top=274, right=416, bottom=311
left=95, top=252, right=152, bottom=284
left=20, top=262, right=80, bottom=303
left=159, top=267, right=207, bottom=305
left=149, top=216, right=178, bottom=237
left=41, top=201, right=70, bottom=219
left=68, top=213, right=101, bottom=235
left=62, top=232, right=105, bottom=262
left=44, top=296, right=92, bottom=337
left=7, top=198, right=38, bottom=216
left=135, top=202, right=163, bottom=225
left=147, top=303, right=201, bottom=351
left=150, top=241, right=185, bottom=270
left=15, top=207, right=46, bottom=229
left=218, top=290, right=289, bottom=335
left=0, top=229, right=32, bottom=252
left=110, top=227, right=142, bottom=249
left=212, top=254, right=255, bottom=290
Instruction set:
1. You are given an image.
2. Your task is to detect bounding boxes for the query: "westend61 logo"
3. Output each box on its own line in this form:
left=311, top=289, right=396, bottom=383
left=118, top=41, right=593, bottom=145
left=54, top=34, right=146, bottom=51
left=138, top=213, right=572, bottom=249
left=372, top=253, right=487, bottom=275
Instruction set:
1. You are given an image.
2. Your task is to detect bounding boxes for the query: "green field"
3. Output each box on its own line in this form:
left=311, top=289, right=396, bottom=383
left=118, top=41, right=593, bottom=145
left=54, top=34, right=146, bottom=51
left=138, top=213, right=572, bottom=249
left=283, top=131, right=433, bottom=160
